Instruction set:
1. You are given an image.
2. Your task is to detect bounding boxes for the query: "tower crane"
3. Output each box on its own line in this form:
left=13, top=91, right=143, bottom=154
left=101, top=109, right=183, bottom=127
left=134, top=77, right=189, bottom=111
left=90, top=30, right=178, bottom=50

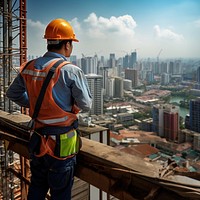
left=157, top=49, right=163, bottom=63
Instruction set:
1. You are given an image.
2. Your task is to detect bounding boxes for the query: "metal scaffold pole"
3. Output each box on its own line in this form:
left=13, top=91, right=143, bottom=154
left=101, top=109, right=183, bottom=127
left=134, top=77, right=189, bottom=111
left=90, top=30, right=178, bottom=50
left=0, top=0, right=28, bottom=199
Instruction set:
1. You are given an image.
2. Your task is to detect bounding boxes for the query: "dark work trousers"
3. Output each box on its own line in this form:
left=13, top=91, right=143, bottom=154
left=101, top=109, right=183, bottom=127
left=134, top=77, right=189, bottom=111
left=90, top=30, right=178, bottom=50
left=27, top=154, right=76, bottom=200
left=27, top=125, right=78, bottom=200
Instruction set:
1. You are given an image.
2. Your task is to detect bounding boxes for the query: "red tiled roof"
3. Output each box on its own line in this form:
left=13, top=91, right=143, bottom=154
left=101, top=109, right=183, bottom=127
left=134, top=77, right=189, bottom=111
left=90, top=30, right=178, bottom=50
left=121, top=144, right=159, bottom=157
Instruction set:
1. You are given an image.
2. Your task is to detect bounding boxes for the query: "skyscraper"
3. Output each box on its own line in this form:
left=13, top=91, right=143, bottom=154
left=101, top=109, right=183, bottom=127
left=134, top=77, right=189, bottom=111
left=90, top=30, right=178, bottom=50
left=81, top=56, right=98, bottom=74
left=125, top=69, right=138, bottom=87
left=161, top=73, right=170, bottom=85
left=189, top=98, right=200, bottom=133
left=123, top=54, right=129, bottom=68
left=114, top=77, right=124, bottom=98
left=163, top=106, right=179, bottom=141
left=129, top=51, right=137, bottom=68
left=106, top=77, right=115, bottom=98
left=152, top=104, right=179, bottom=141
left=85, top=74, right=103, bottom=115
left=197, top=67, right=200, bottom=84
left=109, top=53, right=116, bottom=68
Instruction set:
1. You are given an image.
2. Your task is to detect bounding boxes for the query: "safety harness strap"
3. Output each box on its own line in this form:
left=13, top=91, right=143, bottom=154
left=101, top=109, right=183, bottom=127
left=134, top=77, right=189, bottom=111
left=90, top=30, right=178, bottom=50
left=32, top=59, right=65, bottom=120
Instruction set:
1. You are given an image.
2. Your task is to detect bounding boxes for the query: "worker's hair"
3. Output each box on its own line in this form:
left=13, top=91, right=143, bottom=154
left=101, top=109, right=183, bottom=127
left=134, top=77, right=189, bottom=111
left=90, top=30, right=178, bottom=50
left=47, top=40, right=72, bottom=51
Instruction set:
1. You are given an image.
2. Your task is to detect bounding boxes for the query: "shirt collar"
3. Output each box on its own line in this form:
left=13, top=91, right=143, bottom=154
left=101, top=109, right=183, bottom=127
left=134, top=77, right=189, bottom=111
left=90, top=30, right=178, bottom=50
left=43, top=51, right=68, bottom=61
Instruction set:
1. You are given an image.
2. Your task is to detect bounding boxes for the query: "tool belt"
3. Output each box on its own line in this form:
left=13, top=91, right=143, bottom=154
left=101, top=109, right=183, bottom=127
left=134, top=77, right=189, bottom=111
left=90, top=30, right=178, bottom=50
left=29, top=128, right=82, bottom=160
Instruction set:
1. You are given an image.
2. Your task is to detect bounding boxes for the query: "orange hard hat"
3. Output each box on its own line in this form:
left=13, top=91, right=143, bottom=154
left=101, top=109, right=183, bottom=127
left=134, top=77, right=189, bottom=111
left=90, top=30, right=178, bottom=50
left=44, top=18, right=79, bottom=42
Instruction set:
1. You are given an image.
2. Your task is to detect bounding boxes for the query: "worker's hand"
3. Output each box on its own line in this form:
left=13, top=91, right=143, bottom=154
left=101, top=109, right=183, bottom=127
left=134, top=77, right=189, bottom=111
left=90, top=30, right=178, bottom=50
left=72, top=104, right=80, bottom=114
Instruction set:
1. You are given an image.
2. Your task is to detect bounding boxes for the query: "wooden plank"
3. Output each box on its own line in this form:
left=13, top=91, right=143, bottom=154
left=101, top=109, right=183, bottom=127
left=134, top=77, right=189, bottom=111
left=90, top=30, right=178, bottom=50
left=80, top=137, right=159, bottom=176
left=0, top=111, right=199, bottom=200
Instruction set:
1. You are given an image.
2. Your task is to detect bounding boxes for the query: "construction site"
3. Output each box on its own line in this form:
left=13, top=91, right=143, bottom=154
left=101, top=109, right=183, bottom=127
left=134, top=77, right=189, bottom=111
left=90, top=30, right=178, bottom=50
left=0, top=0, right=200, bottom=200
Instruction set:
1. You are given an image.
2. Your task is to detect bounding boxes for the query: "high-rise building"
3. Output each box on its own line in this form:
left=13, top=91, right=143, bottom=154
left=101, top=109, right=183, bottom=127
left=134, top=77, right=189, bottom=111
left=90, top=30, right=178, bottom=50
left=129, top=51, right=137, bottom=68
left=86, top=74, right=103, bottom=115
left=106, top=77, right=115, bottom=98
left=125, top=69, right=138, bottom=87
left=70, top=55, right=77, bottom=65
left=189, top=98, right=200, bottom=133
left=168, top=60, right=182, bottom=75
left=197, top=67, right=200, bottom=84
left=146, top=71, right=154, bottom=84
left=81, top=56, right=98, bottom=74
left=123, top=54, right=129, bottom=68
left=152, top=104, right=179, bottom=141
left=161, top=73, right=170, bottom=85
left=168, top=61, right=174, bottom=75
left=109, top=53, right=116, bottom=68
left=163, top=106, right=179, bottom=141
left=152, top=105, right=164, bottom=137
left=160, top=62, right=168, bottom=74
left=114, top=77, right=124, bottom=98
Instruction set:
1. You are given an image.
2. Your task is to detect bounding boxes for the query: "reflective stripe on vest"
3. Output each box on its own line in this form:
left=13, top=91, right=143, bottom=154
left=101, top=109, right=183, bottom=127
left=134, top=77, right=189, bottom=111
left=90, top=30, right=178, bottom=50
left=20, top=58, right=78, bottom=129
left=37, top=115, right=69, bottom=124
left=22, top=69, right=47, bottom=77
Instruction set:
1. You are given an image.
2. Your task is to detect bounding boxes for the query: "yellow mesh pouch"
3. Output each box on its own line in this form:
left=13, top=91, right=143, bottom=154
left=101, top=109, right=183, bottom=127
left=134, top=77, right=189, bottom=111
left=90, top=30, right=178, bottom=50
left=60, top=129, right=78, bottom=157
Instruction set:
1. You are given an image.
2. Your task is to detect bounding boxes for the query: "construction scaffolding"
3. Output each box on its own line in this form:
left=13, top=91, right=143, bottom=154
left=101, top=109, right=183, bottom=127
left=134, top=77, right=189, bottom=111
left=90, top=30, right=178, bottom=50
left=0, top=0, right=27, bottom=199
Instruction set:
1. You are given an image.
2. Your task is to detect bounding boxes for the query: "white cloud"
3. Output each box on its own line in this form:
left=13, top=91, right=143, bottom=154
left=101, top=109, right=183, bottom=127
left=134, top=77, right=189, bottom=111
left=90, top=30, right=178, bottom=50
left=26, top=15, right=199, bottom=59
left=83, top=13, right=137, bottom=38
left=194, top=19, right=200, bottom=28
left=70, top=18, right=81, bottom=31
left=27, top=19, right=45, bottom=36
left=153, top=25, right=184, bottom=41
left=27, top=19, right=46, bottom=56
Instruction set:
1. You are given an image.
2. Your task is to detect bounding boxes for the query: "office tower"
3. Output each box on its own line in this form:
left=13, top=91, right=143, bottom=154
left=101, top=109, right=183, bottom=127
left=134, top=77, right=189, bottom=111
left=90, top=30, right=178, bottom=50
left=161, top=73, right=170, bottom=85
left=146, top=71, right=154, bottom=84
left=81, top=56, right=98, bottom=74
left=86, top=56, right=98, bottom=74
left=168, top=60, right=182, bottom=75
left=152, top=104, right=179, bottom=141
left=106, top=77, right=115, bottom=98
left=174, top=60, right=182, bottom=75
left=160, top=62, right=168, bottom=74
left=125, top=69, right=138, bottom=87
left=70, top=55, right=77, bottom=65
left=152, top=62, right=160, bottom=75
left=163, top=106, right=179, bottom=141
left=114, top=77, right=124, bottom=98
left=86, top=74, right=103, bottom=115
left=152, top=105, right=164, bottom=137
left=109, top=53, right=116, bottom=68
left=116, top=57, right=123, bottom=77
left=123, top=54, right=129, bottom=68
left=102, top=68, right=109, bottom=90
left=189, top=98, right=200, bottom=133
left=168, top=61, right=174, bottom=75
left=129, top=51, right=137, bottom=68
left=81, top=57, right=87, bottom=74
left=197, top=67, right=200, bottom=84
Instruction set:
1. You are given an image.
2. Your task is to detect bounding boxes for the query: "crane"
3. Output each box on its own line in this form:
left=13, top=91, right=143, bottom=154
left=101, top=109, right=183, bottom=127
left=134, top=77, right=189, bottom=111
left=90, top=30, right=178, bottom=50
left=157, top=49, right=163, bottom=63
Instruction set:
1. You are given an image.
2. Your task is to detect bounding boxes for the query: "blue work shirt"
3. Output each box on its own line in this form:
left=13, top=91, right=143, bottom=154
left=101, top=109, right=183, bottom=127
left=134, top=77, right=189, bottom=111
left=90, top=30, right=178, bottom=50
left=6, top=51, right=92, bottom=113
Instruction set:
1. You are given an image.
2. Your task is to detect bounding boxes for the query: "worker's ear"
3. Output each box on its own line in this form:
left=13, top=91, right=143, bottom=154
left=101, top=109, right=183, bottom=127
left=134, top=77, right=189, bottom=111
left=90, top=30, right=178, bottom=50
left=65, top=41, right=71, bottom=50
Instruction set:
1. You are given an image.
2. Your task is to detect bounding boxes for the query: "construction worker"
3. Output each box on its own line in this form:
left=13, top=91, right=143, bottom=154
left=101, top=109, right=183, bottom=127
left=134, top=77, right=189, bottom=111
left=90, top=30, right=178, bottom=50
left=6, top=18, right=92, bottom=200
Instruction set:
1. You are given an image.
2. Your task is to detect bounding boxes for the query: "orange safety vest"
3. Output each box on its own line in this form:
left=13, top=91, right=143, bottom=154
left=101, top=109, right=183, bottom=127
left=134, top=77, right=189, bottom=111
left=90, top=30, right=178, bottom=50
left=20, top=58, right=79, bottom=129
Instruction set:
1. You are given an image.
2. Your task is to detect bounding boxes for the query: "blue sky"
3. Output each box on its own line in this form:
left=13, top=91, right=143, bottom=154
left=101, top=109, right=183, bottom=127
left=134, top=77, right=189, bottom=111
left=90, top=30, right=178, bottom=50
left=27, top=0, right=200, bottom=59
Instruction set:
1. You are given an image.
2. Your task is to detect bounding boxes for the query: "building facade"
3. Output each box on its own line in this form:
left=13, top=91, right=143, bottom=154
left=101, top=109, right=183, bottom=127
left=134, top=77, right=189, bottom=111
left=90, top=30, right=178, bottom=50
left=86, top=74, right=103, bottom=115
left=189, top=98, right=200, bottom=133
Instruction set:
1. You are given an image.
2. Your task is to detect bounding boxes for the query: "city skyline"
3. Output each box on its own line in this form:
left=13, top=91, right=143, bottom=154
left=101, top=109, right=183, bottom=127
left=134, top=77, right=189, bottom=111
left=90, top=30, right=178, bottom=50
left=27, top=0, right=200, bottom=59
